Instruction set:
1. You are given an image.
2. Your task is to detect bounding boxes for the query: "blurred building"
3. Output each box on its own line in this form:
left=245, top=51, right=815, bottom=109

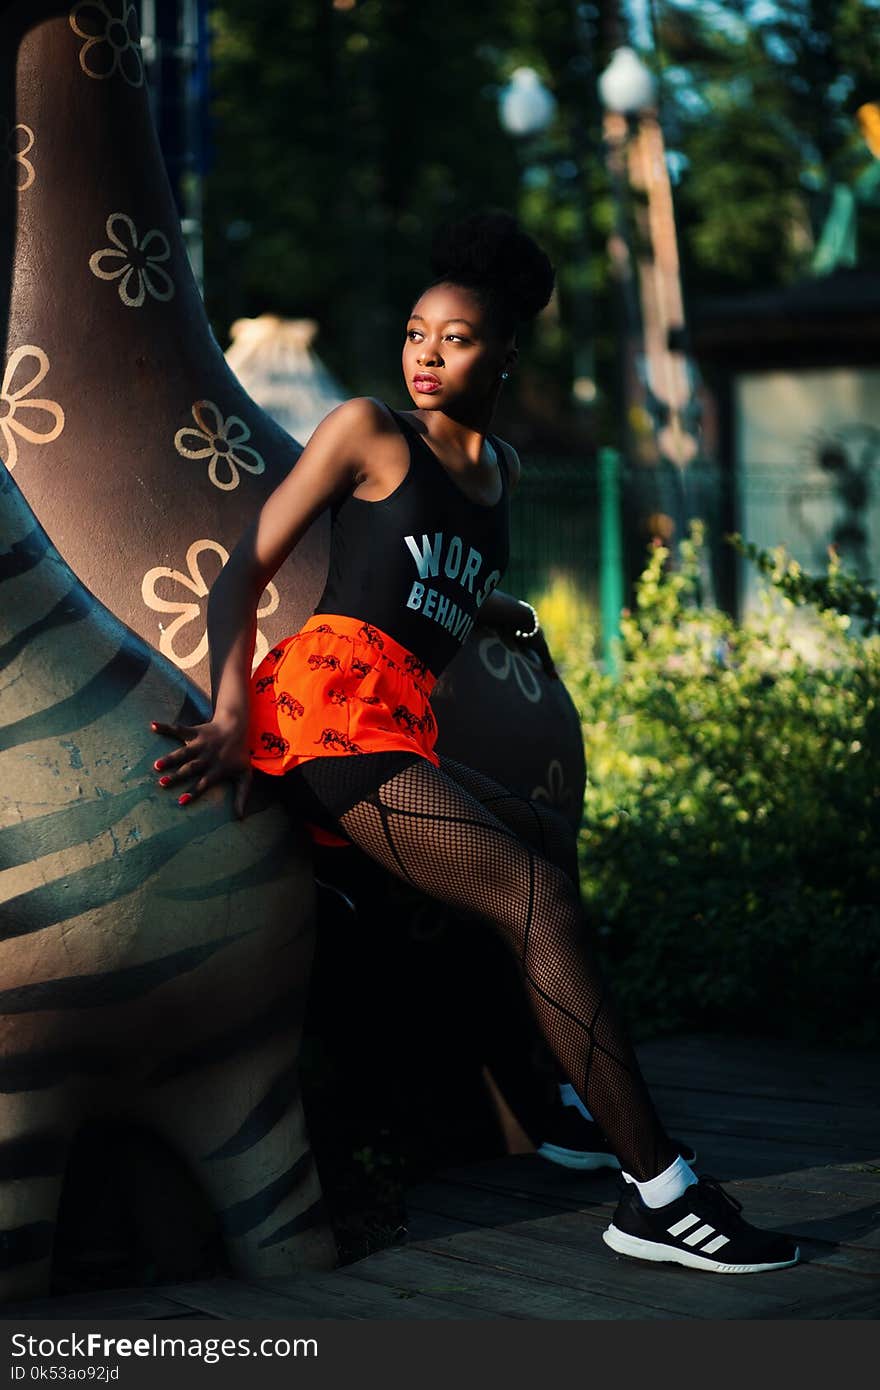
left=678, top=268, right=880, bottom=618
left=225, top=315, right=348, bottom=444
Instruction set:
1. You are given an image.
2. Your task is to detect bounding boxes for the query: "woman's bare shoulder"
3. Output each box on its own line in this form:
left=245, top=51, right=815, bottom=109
left=324, top=395, right=398, bottom=437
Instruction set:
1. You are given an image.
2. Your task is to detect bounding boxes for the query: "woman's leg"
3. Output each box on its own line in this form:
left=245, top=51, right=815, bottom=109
left=438, top=756, right=580, bottom=888
left=338, top=756, right=676, bottom=1181
left=437, top=756, right=586, bottom=1133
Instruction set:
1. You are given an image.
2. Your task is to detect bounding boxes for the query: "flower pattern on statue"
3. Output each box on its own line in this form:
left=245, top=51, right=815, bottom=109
left=0, top=346, right=65, bottom=473
left=477, top=634, right=543, bottom=704
left=530, top=759, right=574, bottom=815
left=174, top=401, right=266, bottom=492
left=69, top=1, right=145, bottom=88
left=141, top=539, right=279, bottom=672
left=1, top=119, right=35, bottom=192
left=89, top=214, right=174, bottom=307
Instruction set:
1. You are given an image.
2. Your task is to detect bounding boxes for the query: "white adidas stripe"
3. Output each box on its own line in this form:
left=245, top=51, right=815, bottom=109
left=684, top=1223, right=716, bottom=1247
left=667, top=1213, right=700, bottom=1237
left=667, top=1212, right=732, bottom=1255
left=702, top=1233, right=731, bottom=1254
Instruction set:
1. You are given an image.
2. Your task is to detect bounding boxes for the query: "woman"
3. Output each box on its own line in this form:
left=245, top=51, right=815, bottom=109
left=152, top=211, right=798, bottom=1276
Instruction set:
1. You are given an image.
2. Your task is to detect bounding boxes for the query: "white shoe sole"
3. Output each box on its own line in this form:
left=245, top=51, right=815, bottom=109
left=603, top=1224, right=800, bottom=1274
left=537, top=1142, right=621, bottom=1171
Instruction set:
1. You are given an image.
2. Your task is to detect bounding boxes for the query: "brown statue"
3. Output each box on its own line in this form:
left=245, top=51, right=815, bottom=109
left=0, top=467, right=335, bottom=1301
left=3, top=5, right=326, bottom=690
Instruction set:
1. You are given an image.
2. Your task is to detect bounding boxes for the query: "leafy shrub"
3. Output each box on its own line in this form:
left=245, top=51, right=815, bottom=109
left=563, top=525, right=880, bottom=1045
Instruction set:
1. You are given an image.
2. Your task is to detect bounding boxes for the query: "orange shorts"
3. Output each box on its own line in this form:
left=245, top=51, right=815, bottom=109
left=248, top=614, right=439, bottom=779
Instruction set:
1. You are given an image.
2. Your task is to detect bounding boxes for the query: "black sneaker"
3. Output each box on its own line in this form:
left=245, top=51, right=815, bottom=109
left=536, top=1106, right=696, bottom=1172
left=603, top=1175, right=799, bottom=1274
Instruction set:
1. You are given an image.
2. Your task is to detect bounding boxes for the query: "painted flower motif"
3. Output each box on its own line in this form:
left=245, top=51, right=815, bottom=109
left=174, top=401, right=266, bottom=492
left=0, top=119, right=35, bottom=192
left=89, top=213, right=174, bottom=307
left=141, top=539, right=279, bottom=672
left=69, top=1, right=144, bottom=87
left=477, top=635, right=543, bottom=704
left=0, top=346, right=65, bottom=473
left=531, top=759, right=573, bottom=814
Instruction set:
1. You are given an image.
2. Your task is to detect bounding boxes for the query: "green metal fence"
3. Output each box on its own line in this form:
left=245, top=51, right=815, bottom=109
left=506, top=453, right=728, bottom=624
left=506, top=456, right=600, bottom=607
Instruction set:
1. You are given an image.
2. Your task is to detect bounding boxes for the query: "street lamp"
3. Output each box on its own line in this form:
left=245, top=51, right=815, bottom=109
left=593, top=46, right=665, bottom=676
left=597, top=44, right=707, bottom=633
left=498, top=67, right=557, bottom=138
left=597, top=46, right=699, bottom=475
left=597, top=47, right=657, bottom=116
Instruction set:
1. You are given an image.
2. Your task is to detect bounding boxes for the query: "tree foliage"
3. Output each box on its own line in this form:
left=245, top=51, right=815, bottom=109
left=656, top=0, right=880, bottom=291
left=202, top=1, right=880, bottom=435
left=567, top=524, right=880, bottom=1044
left=204, top=0, right=640, bottom=439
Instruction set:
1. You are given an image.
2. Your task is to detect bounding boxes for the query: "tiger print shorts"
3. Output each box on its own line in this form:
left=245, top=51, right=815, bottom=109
left=247, top=614, right=439, bottom=778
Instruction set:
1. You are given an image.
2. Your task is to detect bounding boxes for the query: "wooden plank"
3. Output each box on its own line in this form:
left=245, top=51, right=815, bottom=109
left=787, top=1286, right=880, bottom=1319
left=670, top=1145, right=878, bottom=1200
left=0, top=1288, right=197, bottom=1320
left=723, top=1177, right=880, bottom=1253
left=655, top=1134, right=880, bottom=1186
left=160, top=1277, right=352, bottom=1320
left=797, top=1245, right=880, bottom=1276
left=431, top=1146, right=880, bottom=1211
left=405, top=1187, right=801, bottom=1316
left=417, top=1170, right=880, bottom=1272
left=649, top=1092, right=880, bottom=1149
left=424, top=1162, right=880, bottom=1261
left=5, top=1272, right=494, bottom=1323
left=637, top=1036, right=880, bottom=1108
left=337, top=1242, right=681, bottom=1320
left=420, top=1156, right=619, bottom=1212
left=416, top=1207, right=876, bottom=1313
left=401, top=1214, right=845, bottom=1319
left=407, top=1178, right=879, bottom=1301
left=252, top=1272, right=491, bottom=1320
left=407, top=1176, right=611, bottom=1232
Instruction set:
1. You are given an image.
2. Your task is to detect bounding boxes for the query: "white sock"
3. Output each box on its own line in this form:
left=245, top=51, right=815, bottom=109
left=559, top=1083, right=593, bottom=1122
left=622, top=1155, right=698, bottom=1209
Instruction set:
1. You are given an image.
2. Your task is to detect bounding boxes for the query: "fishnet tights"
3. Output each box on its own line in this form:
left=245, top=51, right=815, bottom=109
left=438, top=757, right=580, bottom=890
left=340, top=757, right=676, bottom=1180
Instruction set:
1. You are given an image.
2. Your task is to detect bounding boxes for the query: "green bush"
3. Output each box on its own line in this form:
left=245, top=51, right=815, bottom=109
left=567, top=525, right=880, bottom=1046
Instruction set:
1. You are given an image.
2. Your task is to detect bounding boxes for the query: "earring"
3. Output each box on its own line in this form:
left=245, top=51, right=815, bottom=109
left=501, top=371, right=509, bottom=381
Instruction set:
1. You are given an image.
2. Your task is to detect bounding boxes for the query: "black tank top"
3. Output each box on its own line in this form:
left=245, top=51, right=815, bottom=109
left=313, top=405, right=510, bottom=675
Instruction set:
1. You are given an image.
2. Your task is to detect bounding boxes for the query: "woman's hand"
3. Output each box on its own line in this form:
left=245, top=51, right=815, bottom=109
left=150, top=714, right=253, bottom=818
left=481, top=589, right=559, bottom=680
left=515, top=625, right=558, bottom=681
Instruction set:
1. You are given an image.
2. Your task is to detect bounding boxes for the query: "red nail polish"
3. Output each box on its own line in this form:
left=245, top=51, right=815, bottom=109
left=159, top=776, right=171, bottom=787
left=154, top=760, right=164, bottom=771
left=178, top=793, right=192, bottom=806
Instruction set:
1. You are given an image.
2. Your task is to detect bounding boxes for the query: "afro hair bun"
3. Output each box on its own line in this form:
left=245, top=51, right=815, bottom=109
left=429, top=209, right=555, bottom=326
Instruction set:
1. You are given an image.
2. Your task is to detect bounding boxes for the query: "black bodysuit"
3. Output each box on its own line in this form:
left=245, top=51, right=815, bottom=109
left=276, top=403, right=512, bottom=827
left=314, top=405, right=510, bottom=677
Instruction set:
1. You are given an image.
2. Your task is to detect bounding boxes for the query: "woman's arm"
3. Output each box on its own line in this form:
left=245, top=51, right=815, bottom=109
left=151, top=396, right=389, bottom=811
left=205, top=398, right=372, bottom=724
left=480, top=588, right=536, bottom=636
left=480, top=588, right=558, bottom=679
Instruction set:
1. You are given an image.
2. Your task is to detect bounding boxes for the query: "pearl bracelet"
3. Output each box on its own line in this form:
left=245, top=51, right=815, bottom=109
left=514, top=601, right=540, bottom=640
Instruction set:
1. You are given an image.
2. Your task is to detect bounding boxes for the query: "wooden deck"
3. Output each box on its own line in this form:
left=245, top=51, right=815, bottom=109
left=5, top=1035, right=879, bottom=1321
